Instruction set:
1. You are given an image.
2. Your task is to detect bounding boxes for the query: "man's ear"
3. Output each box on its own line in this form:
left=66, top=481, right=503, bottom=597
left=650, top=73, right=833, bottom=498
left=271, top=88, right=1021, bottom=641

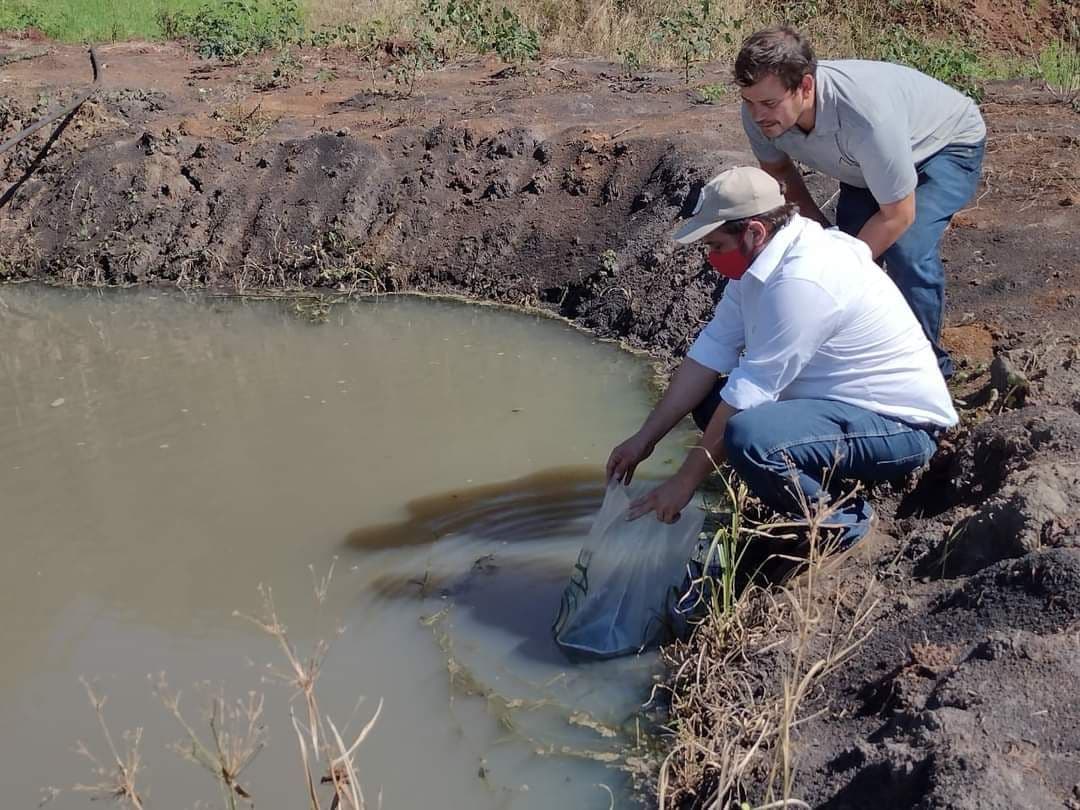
left=799, top=73, right=814, bottom=103
left=747, top=220, right=768, bottom=250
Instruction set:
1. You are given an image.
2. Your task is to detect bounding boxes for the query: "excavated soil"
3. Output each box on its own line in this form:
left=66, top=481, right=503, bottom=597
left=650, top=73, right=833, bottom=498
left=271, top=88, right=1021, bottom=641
left=3, top=39, right=1079, bottom=808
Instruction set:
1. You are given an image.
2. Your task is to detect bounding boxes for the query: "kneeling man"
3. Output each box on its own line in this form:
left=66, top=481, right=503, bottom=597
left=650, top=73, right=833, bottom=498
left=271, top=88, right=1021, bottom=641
left=606, top=167, right=957, bottom=546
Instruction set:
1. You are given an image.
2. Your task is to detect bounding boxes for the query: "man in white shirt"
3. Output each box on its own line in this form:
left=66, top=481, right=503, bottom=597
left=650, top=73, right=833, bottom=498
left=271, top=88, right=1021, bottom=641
left=606, top=167, right=958, bottom=547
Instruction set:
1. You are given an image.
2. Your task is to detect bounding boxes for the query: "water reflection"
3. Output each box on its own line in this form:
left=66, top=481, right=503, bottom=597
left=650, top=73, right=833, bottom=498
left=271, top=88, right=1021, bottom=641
left=346, top=465, right=607, bottom=549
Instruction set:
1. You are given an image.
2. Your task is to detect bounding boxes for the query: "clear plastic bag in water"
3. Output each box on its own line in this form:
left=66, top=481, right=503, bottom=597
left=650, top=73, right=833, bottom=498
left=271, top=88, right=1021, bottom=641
left=552, top=481, right=705, bottom=659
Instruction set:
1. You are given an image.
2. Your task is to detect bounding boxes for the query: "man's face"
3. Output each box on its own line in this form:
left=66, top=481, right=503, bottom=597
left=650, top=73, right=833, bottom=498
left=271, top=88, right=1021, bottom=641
left=740, top=73, right=814, bottom=138
left=702, top=230, right=743, bottom=253
left=702, top=221, right=766, bottom=255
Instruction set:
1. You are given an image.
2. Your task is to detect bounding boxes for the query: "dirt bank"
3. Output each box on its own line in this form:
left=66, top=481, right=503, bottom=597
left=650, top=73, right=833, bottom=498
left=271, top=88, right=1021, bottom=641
left=3, top=40, right=1079, bottom=808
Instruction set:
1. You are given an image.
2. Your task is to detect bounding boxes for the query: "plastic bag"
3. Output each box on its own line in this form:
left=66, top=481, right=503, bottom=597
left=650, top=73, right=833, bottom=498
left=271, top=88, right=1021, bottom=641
left=552, top=481, right=705, bottom=659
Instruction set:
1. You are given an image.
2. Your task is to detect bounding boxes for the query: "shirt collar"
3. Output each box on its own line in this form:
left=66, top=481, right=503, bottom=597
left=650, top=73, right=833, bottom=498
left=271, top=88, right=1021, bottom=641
left=744, top=215, right=808, bottom=282
left=808, top=63, right=840, bottom=135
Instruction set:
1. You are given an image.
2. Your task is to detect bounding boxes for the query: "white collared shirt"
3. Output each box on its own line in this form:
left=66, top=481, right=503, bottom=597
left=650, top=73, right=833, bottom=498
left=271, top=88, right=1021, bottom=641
left=687, top=215, right=958, bottom=427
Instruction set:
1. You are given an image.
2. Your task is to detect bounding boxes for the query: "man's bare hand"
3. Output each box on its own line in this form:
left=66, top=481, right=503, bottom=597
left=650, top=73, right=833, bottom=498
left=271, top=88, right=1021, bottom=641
left=627, top=475, right=696, bottom=524
left=605, top=433, right=655, bottom=484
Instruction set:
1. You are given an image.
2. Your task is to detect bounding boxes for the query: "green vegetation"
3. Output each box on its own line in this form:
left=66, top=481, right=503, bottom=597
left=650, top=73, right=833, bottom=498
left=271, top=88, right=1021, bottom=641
left=0, top=0, right=1076, bottom=101
left=422, top=0, right=539, bottom=64
left=166, top=0, right=304, bottom=58
left=696, top=83, right=728, bottom=103
left=0, top=0, right=222, bottom=42
left=1036, top=35, right=1080, bottom=94
left=879, top=26, right=984, bottom=100
left=650, top=0, right=743, bottom=84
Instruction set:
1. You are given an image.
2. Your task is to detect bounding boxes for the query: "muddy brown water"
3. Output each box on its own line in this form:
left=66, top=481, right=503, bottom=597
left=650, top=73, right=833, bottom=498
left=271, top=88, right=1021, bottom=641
left=0, top=285, right=693, bottom=809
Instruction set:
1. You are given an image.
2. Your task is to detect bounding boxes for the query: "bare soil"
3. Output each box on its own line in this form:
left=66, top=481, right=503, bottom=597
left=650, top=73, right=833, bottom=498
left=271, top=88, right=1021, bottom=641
left=3, top=39, right=1079, bottom=809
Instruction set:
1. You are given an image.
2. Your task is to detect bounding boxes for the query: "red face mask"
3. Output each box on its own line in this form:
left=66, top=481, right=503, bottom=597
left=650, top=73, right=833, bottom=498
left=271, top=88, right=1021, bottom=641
left=707, top=238, right=752, bottom=280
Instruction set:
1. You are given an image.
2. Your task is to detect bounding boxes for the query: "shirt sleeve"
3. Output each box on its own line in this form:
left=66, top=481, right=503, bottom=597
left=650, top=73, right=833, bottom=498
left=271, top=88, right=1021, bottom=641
left=846, top=119, right=918, bottom=205
left=720, top=278, right=842, bottom=410
left=686, top=280, right=745, bottom=374
left=741, top=103, right=787, bottom=165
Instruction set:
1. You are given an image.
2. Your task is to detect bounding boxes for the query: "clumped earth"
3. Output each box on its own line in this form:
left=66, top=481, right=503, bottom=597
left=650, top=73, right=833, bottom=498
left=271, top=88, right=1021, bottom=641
left=2, top=39, right=1079, bottom=809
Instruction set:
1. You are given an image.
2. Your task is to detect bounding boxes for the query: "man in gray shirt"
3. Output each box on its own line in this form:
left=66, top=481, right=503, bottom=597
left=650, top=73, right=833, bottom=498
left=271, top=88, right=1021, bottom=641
left=735, top=26, right=986, bottom=377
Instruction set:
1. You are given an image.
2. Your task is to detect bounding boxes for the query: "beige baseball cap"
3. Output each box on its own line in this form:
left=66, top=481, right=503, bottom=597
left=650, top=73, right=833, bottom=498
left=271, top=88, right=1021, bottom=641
left=673, top=166, right=785, bottom=244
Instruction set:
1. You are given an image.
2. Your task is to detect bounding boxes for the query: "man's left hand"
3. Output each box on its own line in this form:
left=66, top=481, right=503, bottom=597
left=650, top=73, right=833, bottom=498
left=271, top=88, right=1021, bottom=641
left=627, top=475, right=696, bottom=524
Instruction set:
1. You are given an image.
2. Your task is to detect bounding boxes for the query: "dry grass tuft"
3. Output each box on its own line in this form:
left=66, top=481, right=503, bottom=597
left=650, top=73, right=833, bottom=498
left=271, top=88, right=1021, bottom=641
left=152, top=676, right=266, bottom=809
left=211, top=97, right=279, bottom=144
left=62, top=558, right=382, bottom=810
left=655, top=475, right=880, bottom=809
left=72, top=679, right=146, bottom=810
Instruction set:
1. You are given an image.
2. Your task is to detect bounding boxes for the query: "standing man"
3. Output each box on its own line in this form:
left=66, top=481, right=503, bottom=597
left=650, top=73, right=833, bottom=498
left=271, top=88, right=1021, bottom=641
left=606, top=167, right=958, bottom=545
left=735, top=26, right=986, bottom=377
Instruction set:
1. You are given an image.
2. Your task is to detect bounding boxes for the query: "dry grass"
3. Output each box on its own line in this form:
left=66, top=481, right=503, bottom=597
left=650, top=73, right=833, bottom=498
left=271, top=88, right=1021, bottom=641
left=212, top=98, right=280, bottom=144
left=63, top=559, right=383, bottom=810
left=655, top=474, right=880, bottom=809
left=71, top=679, right=146, bottom=809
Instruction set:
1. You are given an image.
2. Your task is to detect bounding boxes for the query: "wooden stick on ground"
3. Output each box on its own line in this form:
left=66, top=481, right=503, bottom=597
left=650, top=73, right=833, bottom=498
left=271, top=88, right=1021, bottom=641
left=0, top=46, right=101, bottom=156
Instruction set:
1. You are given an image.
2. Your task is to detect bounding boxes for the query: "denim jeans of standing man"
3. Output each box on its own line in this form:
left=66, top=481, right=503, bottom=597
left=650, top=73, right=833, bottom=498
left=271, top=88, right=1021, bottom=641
left=836, top=140, right=986, bottom=379
left=693, top=389, right=938, bottom=547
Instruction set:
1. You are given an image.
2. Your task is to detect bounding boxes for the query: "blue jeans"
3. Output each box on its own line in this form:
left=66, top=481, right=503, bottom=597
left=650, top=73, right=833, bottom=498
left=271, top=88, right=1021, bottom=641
left=836, top=141, right=985, bottom=379
left=693, top=392, right=937, bottom=546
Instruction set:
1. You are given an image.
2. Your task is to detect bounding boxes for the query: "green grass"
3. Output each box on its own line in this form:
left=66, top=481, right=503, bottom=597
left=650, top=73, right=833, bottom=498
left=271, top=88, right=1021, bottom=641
left=1037, top=36, right=1080, bottom=93
left=0, top=0, right=214, bottom=41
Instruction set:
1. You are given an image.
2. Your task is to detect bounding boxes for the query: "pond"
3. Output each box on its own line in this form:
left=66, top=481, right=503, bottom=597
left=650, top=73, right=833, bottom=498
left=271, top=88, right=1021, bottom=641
left=0, top=285, right=690, bottom=809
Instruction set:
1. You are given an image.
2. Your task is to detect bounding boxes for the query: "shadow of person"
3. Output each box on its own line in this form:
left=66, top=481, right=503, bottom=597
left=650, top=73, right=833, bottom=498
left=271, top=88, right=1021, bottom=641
left=447, top=557, right=578, bottom=666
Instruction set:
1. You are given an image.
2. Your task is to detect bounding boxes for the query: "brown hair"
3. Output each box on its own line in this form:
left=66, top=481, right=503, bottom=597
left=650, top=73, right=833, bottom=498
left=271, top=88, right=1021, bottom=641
left=719, top=203, right=799, bottom=238
left=734, top=26, right=817, bottom=91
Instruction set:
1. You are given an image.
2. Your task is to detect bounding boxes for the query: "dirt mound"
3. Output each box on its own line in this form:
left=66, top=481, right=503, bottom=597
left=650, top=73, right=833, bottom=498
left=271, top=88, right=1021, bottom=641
left=913, top=407, right=1080, bottom=575
left=791, top=548, right=1080, bottom=810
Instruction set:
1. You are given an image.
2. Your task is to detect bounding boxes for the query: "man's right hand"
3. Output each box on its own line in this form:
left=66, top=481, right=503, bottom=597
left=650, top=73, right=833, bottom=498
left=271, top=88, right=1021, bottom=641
left=605, top=432, right=656, bottom=484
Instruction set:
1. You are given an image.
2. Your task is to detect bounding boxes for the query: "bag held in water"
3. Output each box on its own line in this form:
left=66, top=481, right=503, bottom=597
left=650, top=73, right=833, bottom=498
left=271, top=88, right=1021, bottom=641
left=552, top=482, right=705, bottom=659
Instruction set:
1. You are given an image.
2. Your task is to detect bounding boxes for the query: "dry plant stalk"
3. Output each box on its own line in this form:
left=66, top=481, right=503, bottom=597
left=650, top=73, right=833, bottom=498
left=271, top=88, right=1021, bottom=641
left=62, top=558, right=381, bottom=810
left=656, top=465, right=879, bottom=809
left=72, top=678, right=146, bottom=810
left=152, top=675, right=266, bottom=809
left=235, top=582, right=337, bottom=755
left=237, top=559, right=383, bottom=810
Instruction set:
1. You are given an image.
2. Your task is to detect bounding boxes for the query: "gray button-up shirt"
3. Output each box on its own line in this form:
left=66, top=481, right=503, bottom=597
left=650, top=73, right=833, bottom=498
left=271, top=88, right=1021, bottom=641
left=742, top=60, right=986, bottom=204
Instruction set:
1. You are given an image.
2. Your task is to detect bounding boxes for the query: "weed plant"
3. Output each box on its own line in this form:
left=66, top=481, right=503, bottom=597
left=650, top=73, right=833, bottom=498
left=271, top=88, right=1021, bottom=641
left=168, top=0, right=305, bottom=58
left=655, top=462, right=879, bottom=808
left=879, top=26, right=984, bottom=100
left=650, top=0, right=743, bottom=84
left=1037, top=33, right=1080, bottom=97
left=59, top=561, right=383, bottom=810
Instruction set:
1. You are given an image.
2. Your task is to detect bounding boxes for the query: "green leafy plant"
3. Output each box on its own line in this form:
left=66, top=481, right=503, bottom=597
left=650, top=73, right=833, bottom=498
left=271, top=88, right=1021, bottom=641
left=879, top=27, right=983, bottom=100
left=422, top=0, right=539, bottom=64
left=617, top=47, right=643, bottom=76
left=489, top=5, right=539, bottom=65
left=175, top=0, right=304, bottom=59
left=697, top=83, right=727, bottom=103
left=651, top=0, right=742, bottom=84
left=390, top=27, right=441, bottom=97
